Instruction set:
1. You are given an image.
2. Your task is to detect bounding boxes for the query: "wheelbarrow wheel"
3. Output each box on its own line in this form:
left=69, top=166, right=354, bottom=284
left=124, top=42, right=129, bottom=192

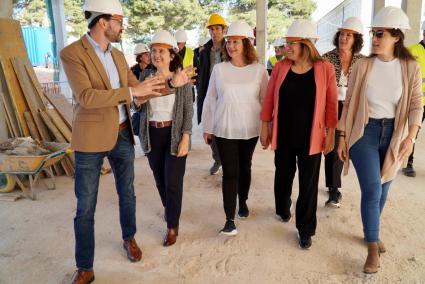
left=0, top=173, right=17, bottom=193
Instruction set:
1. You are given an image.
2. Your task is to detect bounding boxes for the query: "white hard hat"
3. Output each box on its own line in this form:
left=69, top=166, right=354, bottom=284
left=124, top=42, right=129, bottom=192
left=421, top=21, right=425, bottom=30
left=225, top=20, right=254, bottom=39
left=273, top=38, right=285, bottom=47
left=285, top=19, right=319, bottom=40
left=340, top=17, right=364, bottom=34
left=150, top=30, right=179, bottom=52
left=175, top=30, right=188, bottom=43
left=83, top=0, right=123, bottom=16
left=134, top=43, right=149, bottom=55
left=371, top=6, right=410, bottom=31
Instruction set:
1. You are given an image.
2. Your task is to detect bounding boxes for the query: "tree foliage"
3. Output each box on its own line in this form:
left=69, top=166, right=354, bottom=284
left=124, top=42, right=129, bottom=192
left=124, top=0, right=225, bottom=42
left=12, top=0, right=316, bottom=44
left=13, top=0, right=47, bottom=27
left=227, top=0, right=316, bottom=43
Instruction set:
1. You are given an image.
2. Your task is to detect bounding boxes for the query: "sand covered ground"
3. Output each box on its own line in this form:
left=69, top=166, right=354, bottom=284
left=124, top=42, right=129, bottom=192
left=1, top=122, right=424, bottom=284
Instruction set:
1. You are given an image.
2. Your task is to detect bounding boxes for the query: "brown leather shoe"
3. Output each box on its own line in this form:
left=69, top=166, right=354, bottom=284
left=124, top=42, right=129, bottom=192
left=70, top=269, right=94, bottom=284
left=163, top=227, right=179, bottom=247
left=123, top=238, right=142, bottom=262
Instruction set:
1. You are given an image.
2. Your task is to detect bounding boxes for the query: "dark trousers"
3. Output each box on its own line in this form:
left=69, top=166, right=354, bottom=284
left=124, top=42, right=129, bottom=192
left=215, top=136, right=258, bottom=220
left=147, top=127, right=186, bottom=229
left=74, top=128, right=136, bottom=270
left=274, top=146, right=321, bottom=238
left=324, top=100, right=344, bottom=188
left=407, top=105, right=425, bottom=165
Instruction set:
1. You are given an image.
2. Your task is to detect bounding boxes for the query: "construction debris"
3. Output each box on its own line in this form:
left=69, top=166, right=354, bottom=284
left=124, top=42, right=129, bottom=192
left=0, top=19, right=74, bottom=178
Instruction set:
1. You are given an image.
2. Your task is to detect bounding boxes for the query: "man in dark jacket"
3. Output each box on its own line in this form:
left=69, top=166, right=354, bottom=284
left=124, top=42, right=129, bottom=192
left=196, top=13, right=226, bottom=175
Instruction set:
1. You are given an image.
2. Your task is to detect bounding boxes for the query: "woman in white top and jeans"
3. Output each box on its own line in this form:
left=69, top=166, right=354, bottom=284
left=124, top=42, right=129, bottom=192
left=135, top=30, right=193, bottom=247
left=202, top=21, right=268, bottom=235
left=337, top=7, right=423, bottom=273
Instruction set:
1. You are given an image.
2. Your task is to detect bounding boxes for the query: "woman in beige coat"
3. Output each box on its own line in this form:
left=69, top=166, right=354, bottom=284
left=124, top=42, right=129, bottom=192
left=337, top=7, right=423, bottom=274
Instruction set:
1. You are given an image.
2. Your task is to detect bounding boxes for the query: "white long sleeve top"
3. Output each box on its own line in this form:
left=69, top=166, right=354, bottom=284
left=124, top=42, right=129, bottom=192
left=202, top=61, right=269, bottom=139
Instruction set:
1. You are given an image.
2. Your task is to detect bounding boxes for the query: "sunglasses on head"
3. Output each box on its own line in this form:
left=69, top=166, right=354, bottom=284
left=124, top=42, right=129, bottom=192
left=369, top=29, right=386, bottom=38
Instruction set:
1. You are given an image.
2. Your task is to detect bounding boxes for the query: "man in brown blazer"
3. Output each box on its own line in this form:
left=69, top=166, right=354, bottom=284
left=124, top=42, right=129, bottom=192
left=61, top=1, right=193, bottom=283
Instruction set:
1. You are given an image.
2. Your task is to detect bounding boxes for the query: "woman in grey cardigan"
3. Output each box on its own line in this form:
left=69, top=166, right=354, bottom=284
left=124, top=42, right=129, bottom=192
left=134, top=30, right=193, bottom=247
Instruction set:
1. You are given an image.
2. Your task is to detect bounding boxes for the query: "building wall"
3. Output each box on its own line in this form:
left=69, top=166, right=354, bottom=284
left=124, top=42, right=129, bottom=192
left=316, top=0, right=372, bottom=55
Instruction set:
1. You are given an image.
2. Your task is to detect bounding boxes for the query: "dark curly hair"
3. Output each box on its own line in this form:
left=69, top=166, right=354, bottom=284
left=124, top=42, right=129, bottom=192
left=150, top=48, right=183, bottom=73
left=333, top=31, right=364, bottom=54
left=223, top=38, right=258, bottom=64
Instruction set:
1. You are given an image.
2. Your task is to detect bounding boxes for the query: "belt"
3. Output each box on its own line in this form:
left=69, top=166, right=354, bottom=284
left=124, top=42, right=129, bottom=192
left=119, top=119, right=129, bottom=130
left=149, top=120, right=172, bottom=128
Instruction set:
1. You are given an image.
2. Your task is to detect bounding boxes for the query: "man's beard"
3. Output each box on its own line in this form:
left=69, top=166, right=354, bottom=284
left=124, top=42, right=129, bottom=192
left=105, top=27, right=121, bottom=43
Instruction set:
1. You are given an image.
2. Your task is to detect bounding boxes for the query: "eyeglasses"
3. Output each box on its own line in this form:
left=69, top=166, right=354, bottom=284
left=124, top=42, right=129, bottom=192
left=369, top=29, right=386, bottom=39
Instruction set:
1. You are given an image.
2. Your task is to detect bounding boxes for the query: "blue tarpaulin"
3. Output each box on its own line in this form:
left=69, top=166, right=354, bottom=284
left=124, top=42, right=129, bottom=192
left=21, top=26, right=55, bottom=67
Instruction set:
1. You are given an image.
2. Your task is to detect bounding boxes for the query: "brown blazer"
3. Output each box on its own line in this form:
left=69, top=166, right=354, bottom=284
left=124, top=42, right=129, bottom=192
left=60, top=35, right=139, bottom=152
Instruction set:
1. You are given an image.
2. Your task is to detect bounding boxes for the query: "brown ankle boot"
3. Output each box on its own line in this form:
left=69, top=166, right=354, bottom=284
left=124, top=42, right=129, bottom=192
left=377, top=240, right=386, bottom=253
left=363, top=242, right=380, bottom=274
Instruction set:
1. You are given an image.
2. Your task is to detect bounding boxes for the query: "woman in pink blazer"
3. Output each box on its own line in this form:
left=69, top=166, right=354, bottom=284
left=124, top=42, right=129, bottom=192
left=260, top=20, right=338, bottom=249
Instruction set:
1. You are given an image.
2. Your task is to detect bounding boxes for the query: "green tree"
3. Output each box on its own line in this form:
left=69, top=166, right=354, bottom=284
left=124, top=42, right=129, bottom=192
left=227, top=0, right=316, bottom=43
left=13, top=0, right=47, bottom=27
left=124, top=0, right=225, bottom=42
left=64, top=0, right=86, bottom=38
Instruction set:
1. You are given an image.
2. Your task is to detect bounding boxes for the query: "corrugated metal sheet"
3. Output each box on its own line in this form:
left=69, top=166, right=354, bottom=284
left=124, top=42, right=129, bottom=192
left=21, top=26, right=55, bottom=66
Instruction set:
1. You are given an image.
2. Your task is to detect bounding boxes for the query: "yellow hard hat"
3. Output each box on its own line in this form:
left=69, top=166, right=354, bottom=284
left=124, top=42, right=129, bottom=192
left=207, top=13, right=227, bottom=28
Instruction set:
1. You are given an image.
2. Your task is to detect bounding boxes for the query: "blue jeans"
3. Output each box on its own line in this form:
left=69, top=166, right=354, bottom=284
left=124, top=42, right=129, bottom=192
left=349, top=118, right=394, bottom=242
left=74, top=128, right=136, bottom=270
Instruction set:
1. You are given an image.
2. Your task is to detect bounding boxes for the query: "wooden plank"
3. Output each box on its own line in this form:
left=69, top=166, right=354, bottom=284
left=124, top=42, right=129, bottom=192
left=0, top=19, right=31, bottom=136
left=23, top=59, right=50, bottom=107
left=46, top=109, right=71, bottom=142
left=23, top=111, right=41, bottom=140
left=11, top=57, right=51, bottom=141
left=0, top=57, right=23, bottom=136
left=39, top=111, right=73, bottom=176
left=43, top=92, right=73, bottom=128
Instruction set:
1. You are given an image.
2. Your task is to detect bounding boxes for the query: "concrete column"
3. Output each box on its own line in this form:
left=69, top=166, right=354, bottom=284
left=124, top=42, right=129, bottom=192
left=402, top=0, right=422, bottom=45
left=373, top=0, right=385, bottom=16
left=51, top=0, right=71, bottom=97
left=256, top=0, right=267, bottom=65
left=0, top=0, right=13, bottom=18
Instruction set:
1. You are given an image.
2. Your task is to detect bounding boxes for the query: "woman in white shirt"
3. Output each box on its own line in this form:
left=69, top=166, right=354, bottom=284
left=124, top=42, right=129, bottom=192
left=135, top=30, right=193, bottom=247
left=337, top=7, right=423, bottom=273
left=202, top=21, right=268, bottom=236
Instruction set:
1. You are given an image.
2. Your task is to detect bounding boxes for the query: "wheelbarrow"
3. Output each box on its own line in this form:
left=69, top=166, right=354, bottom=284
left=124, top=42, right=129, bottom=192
left=0, top=142, right=72, bottom=200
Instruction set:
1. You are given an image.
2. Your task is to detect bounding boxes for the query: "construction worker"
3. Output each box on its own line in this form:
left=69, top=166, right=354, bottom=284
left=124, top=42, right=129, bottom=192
left=266, top=38, right=285, bottom=75
left=175, top=29, right=196, bottom=102
left=403, top=21, right=425, bottom=177
left=60, top=0, right=193, bottom=282
left=196, top=13, right=227, bottom=175
left=175, top=29, right=194, bottom=68
left=131, top=43, right=152, bottom=80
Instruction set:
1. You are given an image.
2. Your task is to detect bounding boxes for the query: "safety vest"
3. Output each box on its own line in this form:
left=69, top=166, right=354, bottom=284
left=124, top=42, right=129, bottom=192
left=269, top=55, right=278, bottom=67
left=408, top=42, right=425, bottom=105
left=182, top=47, right=194, bottom=68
